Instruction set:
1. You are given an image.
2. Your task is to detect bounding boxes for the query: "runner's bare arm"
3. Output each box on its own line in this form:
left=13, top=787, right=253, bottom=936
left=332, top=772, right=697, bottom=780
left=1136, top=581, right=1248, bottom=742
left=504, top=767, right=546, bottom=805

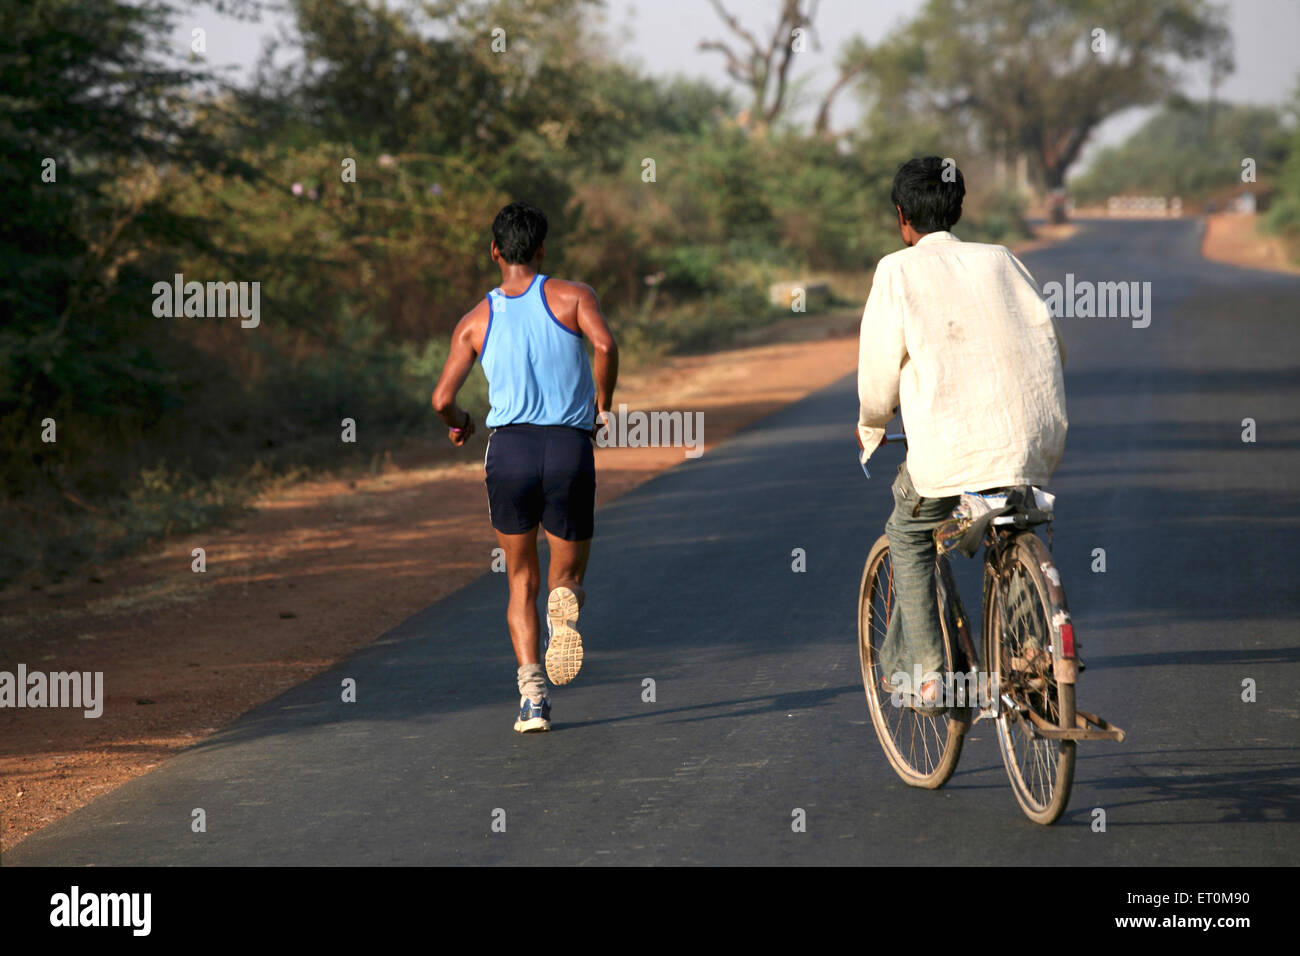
left=573, top=283, right=618, bottom=416
left=432, top=301, right=487, bottom=445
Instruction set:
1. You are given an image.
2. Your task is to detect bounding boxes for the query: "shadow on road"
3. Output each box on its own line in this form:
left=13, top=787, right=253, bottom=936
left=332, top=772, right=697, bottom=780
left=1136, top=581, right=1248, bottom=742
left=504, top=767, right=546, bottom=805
left=1072, top=747, right=1299, bottom=825
left=557, top=683, right=860, bottom=729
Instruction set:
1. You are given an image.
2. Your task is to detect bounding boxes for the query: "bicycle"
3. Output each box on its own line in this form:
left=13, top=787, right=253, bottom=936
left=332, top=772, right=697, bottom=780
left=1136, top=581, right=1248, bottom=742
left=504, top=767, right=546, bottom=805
left=856, top=433, right=1125, bottom=825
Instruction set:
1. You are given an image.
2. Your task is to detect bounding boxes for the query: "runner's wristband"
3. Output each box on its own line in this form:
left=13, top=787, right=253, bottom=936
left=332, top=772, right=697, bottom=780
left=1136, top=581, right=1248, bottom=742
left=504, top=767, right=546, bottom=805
left=450, top=411, right=471, bottom=435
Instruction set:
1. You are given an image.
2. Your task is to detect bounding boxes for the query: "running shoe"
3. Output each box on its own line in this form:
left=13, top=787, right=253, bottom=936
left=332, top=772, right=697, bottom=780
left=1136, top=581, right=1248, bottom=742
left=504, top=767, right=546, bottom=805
left=513, top=695, right=551, bottom=733
left=544, top=586, right=584, bottom=685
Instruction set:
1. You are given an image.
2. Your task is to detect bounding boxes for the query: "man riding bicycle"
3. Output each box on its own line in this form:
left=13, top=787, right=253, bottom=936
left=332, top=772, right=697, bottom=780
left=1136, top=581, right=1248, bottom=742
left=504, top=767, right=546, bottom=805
left=857, top=157, right=1068, bottom=710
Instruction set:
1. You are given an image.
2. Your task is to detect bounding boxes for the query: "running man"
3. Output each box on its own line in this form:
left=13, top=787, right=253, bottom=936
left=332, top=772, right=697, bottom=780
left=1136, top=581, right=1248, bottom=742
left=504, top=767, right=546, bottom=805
left=432, top=201, right=618, bottom=733
left=857, top=157, right=1067, bottom=710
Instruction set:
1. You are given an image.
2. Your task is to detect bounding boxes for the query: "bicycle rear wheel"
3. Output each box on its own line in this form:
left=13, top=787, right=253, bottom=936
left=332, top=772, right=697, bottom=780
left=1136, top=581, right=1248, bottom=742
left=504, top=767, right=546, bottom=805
left=858, top=534, right=965, bottom=789
left=985, top=531, right=1076, bottom=824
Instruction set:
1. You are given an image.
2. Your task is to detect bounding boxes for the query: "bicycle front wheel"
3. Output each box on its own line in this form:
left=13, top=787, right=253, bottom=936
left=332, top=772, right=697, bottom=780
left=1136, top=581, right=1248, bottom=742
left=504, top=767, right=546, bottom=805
left=986, top=531, right=1076, bottom=824
left=858, top=534, right=965, bottom=789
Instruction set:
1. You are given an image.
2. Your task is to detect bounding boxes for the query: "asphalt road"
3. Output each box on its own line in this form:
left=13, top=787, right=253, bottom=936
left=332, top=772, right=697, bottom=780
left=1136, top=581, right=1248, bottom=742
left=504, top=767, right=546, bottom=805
left=8, top=218, right=1298, bottom=865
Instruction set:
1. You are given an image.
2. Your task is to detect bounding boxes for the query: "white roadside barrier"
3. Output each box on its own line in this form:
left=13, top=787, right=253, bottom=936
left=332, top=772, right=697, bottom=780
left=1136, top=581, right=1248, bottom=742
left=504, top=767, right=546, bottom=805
left=1106, top=195, right=1183, bottom=218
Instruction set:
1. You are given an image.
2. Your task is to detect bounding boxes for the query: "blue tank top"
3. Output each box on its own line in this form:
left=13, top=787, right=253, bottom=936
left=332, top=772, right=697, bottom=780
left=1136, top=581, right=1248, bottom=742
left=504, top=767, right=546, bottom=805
left=480, top=274, right=596, bottom=430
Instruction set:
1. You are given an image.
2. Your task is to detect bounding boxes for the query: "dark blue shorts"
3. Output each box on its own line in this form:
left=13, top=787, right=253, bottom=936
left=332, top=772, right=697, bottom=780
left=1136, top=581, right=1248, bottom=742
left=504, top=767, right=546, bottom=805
left=484, top=424, right=596, bottom=540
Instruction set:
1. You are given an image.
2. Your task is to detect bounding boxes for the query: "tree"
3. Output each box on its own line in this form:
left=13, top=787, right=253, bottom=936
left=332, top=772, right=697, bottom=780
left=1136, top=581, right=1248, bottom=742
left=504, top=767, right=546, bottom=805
left=1069, top=100, right=1289, bottom=205
left=698, top=0, right=817, bottom=131
left=1263, top=78, right=1300, bottom=253
left=854, top=0, right=1233, bottom=214
left=0, top=0, right=261, bottom=432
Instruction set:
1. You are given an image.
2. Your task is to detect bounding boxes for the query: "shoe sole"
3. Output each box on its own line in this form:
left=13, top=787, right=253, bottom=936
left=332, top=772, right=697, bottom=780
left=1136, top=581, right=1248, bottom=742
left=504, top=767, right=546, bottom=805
left=514, top=717, right=551, bottom=733
left=545, top=586, right=583, bottom=686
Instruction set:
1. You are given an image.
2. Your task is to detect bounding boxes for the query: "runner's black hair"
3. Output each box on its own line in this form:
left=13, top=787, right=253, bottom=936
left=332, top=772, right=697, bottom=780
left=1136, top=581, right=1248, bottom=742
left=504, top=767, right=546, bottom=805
left=890, top=157, right=965, bottom=233
left=492, top=201, right=548, bottom=264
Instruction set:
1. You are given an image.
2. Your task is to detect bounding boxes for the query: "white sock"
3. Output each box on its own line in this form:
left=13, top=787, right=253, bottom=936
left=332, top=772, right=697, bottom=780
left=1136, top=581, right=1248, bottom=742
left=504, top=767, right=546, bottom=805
left=517, top=663, right=547, bottom=702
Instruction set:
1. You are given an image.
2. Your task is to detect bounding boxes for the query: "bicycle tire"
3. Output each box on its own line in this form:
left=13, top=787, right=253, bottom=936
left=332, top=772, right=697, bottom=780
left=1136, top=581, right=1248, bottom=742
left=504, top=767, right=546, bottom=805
left=858, top=533, right=966, bottom=789
left=985, top=531, right=1076, bottom=824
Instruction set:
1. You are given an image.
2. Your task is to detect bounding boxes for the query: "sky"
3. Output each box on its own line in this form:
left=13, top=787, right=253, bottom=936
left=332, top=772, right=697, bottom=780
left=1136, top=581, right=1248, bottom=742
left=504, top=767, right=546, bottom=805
left=179, top=0, right=1300, bottom=171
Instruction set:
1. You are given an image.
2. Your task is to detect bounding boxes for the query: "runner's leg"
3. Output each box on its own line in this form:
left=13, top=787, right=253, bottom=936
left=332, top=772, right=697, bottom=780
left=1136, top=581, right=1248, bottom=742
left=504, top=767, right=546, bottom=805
left=539, top=427, right=595, bottom=684
left=485, top=426, right=549, bottom=702
left=545, top=533, right=590, bottom=608
left=495, top=527, right=542, bottom=665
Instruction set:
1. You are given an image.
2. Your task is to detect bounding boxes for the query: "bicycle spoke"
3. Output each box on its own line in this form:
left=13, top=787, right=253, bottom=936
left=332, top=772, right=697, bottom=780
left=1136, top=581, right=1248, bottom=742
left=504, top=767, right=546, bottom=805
left=916, top=715, right=934, bottom=771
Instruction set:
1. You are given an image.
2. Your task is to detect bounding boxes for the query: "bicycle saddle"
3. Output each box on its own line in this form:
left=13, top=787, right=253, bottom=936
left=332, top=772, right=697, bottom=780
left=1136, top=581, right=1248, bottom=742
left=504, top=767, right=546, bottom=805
left=949, top=486, right=1055, bottom=557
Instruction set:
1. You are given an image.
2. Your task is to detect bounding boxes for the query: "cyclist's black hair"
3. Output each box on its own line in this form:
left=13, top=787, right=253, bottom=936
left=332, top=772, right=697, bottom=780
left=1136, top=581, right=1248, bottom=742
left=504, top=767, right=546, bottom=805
left=491, top=201, right=548, bottom=264
left=890, top=157, right=965, bottom=233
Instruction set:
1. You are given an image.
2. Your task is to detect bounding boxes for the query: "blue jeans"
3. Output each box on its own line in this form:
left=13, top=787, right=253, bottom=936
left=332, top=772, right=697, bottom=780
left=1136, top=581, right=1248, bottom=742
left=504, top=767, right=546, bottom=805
left=879, top=462, right=960, bottom=685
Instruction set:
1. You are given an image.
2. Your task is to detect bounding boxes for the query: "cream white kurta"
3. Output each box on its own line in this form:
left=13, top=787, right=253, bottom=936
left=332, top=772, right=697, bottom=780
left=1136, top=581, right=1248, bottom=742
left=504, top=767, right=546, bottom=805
left=857, top=231, right=1068, bottom=498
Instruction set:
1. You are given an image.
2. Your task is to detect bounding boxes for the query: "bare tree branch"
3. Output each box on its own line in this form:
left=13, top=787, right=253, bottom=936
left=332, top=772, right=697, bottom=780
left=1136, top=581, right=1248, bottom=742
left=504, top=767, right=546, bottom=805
left=705, top=0, right=766, bottom=60
left=763, top=0, right=805, bottom=122
left=814, top=48, right=870, bottom=135
left=698, top=0, right=814, bottom=128
left=697, top=39, right=754, bottom=87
